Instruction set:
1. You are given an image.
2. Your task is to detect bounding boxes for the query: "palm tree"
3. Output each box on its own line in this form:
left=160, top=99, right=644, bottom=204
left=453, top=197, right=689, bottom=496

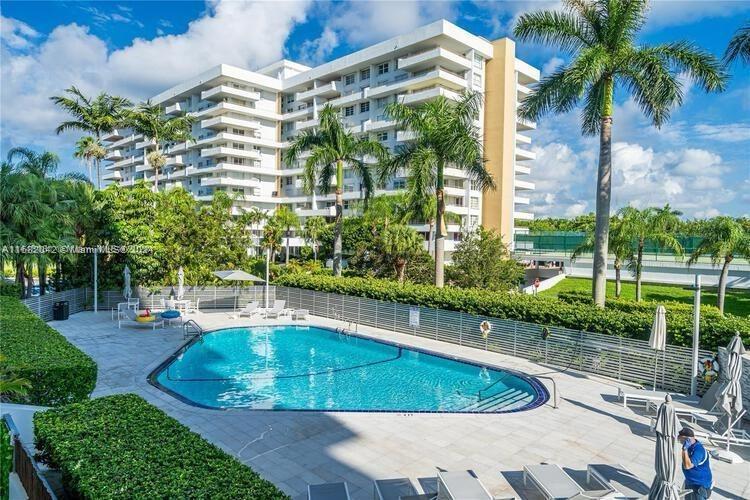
left=50, top=86, right=131, bottom=189
left=73, top=136, right=106, bottom=184
left=618, top=205, right=683, bottom=302
left=378, top=224, right=422, bottom=283
left=725, top=21, right=750, bottom=65
left=273, top=206, right=300, bottom=265
left=303, top=216, right=328, bottom=262
left=514, top=0, right=726, bottom=307
left=126, top=101, right=194, bottom=191
left=261, top=219, right=284, bottom=262
left=284, top=105, right=388, bottom=277
left=381, top=91, right=495, bottom=287
left=572, top=216, right=631, bottom=298
left=688, top=217, right=749, bottom=314
left=238, top=207, right=267, bottom=256
left=0, top=354, right=31, bottom=399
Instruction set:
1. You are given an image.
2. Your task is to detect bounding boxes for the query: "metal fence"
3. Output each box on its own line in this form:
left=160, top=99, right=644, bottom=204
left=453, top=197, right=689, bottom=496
left=20, top=288, right=89, bottom=322
left=275, top=286, right=712, bottom=393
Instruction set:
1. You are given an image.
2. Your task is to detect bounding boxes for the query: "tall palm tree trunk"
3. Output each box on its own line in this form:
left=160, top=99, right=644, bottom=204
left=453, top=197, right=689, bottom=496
left=153, top=143, right=160, bottom=191
left=614, top=259, right=622, bottom=298
left=428, top=220, right=435, bottom=257
left=25, top=265, right=34, bottom=299
left=434, top=163, right=446, bottom=287
left=38, top=257, right=46, bottom=296
left=717, top=255, right=732, bottom=315
left=396, top=259, right=406, bottom=283
left=95, top=131, right=102, bottom=190
left=15, top=259, right=25, bottom=297
left=592, top=81, right=614, bottom=308
left=285, top=227, right=291, bottom=265
left=635, top=240, right=644, bottom=302
left=333, top=160, right=344, bottom=277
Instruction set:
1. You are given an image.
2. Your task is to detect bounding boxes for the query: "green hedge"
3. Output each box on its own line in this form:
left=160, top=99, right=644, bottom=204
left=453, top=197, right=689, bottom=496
left=34, top=394, right=289, bottom=499
left=0, top=297, right=97, bottom=405
left=274, top=274, right=749, bottom=349
left=0, top=281, right=21, bottom=298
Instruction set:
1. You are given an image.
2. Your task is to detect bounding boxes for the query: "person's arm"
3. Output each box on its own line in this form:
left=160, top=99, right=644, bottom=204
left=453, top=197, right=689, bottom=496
left=682, top=447, right=694, bottom=469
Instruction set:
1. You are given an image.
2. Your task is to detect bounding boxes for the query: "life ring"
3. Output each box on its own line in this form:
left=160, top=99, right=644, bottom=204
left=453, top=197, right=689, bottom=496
left=541, top=327, right=552, bottom=340
left=480, top=321, right=492, bottom=339
left=698, top=355, right=720, bottom=383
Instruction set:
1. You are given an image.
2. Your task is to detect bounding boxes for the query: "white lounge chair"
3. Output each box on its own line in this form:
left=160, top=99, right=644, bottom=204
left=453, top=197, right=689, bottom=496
left=186, top=298, right=200, bottom=315
left=523, top=464, right=614, bottom=500
left=118, top=309, right=164, bottom=330
left=293, top=309, right=309, bottom=320
left=437, top=470, right=494, bottom=500
left=680, top=411, right=750, bottom=448
left=238, top=301, right=260, bottom=317
left=586, top=464, right=649, bottom=499
left=264, top=300, right=286, bottom=319
left=617, top=387, right=698, bottom=408
left=374, top=478, right=435, bottom=500
left=308, top=482, right=351, bottom=500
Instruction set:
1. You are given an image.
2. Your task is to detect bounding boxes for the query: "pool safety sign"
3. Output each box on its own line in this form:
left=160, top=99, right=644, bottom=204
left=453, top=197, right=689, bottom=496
left=409, top=306, right=420, bottom=327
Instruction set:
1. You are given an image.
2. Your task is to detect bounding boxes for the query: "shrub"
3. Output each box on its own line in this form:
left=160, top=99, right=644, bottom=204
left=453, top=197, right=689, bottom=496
left=274, top=274, right=749, bottom=349
left=0, top=281, right=22, bottom=298
left=0, top=297, right=97, bottom=405
left=34, top=394, right=289, bottom=499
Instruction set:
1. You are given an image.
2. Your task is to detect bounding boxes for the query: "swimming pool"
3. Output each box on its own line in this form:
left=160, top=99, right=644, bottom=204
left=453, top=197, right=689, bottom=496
left=151, top=325, right=548, bottom=412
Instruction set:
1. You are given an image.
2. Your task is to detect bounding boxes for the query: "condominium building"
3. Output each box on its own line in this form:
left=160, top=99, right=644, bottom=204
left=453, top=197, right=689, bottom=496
left=102, top=20, right=538, bottom=258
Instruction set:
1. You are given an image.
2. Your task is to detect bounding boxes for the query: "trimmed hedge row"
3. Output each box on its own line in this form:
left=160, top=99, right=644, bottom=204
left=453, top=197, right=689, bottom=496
left=34, top=394, right=289, bottom=499
left=0, top=296, right=97, bottom=405
left=274, top=274, right=749, bottom=349
left=0, top=281, right=22, bottom=298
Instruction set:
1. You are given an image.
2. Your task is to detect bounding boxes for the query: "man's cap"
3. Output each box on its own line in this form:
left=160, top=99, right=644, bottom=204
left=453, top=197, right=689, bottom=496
left=678, top=428, right=695, bottom=438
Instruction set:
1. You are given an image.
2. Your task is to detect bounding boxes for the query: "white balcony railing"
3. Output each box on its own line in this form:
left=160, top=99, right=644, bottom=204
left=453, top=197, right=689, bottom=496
left=201, top=85, right=260, bottom=102
left=397, top=48, right=471, bottom=73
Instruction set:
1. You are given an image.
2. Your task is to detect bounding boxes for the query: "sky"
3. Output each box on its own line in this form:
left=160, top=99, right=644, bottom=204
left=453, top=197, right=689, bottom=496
left=1, top=0, right=748, bottom=219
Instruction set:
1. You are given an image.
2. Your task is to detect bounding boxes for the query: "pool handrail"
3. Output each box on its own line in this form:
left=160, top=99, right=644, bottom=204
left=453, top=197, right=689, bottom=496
left=183, top=319, right=203, bottom=339
left=534, top=374, right=559, bottom=409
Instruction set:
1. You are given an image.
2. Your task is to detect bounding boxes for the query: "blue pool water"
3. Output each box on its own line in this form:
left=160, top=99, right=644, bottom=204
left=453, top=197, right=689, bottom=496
left=152, top=326, right=548, bottom=412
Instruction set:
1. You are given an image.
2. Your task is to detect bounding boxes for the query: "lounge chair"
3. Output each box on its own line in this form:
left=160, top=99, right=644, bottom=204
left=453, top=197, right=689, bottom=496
left=118, top=309, right=164, bottom=330
left=293, top=309, right=309, bottom=320
left=586, top=464, right=649, bottom=499
left=264, top=300, right=286, bottom=319
left=374, top=478, right=436, bottom=500
left=617, top=387, right=698, bottom=408
left=436, top=470, right=493, bottom=500
left=308, top=481, right=351, bottom=500
left=238, top=301, right=260, bottom=318
left=186, top=298, right=200, bottom=315
left=523, top=464, right=614, bottom=500
left=679, top=411, right=750, bottom=448
left=645, top=382, right=720, bottom=419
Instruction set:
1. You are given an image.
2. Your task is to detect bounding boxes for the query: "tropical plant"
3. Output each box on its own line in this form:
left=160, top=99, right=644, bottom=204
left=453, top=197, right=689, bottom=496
left=238, top=207, right=267, bottom=256
left=284, top=105, right=388, bottom=276
left=0, top=354, right=31, bottom=399
left=688, top=217, right=750, bottom=314
left=377, top=224, right=423, bottom=283
left=261, top=219, right=284, bottom=262
left=725, top=20, right=750, bottom=65
left=380, top=91, right=495, bottom=287
left=572, top=216, right=632, bottom=298
left=73, top=136, right=106, bottom=183
left=514, top=0, right=726, bottom=307
left=50, top=86, right=131, bottom=188
left=303, top=216, right=328, bottom=262
left=125, top=101, right=194, bottom=191
left=273, top=206, right=300, bottom=265
left=447, top=227, right=525, bottom=291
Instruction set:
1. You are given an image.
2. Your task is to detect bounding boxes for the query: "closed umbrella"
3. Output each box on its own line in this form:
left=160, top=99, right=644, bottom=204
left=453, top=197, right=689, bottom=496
left=123, top=265, right=132, bottom=300
left=649, top=394, right=681, bottom=500
left=212, top=270, right=264, bottom=313
left=177, top=267, right=185, bottom=300
left=716, top=333, right=746, bottom=454
left=649, top=305, right=667, bottom=390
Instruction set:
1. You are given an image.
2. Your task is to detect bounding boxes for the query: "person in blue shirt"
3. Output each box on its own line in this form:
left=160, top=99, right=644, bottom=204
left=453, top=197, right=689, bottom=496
left=678, top=428, right=713, bottom=499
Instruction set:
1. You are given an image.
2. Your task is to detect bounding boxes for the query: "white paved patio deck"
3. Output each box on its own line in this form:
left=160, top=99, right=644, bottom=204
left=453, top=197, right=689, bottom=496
left=49, top=310, right=749, bottom=499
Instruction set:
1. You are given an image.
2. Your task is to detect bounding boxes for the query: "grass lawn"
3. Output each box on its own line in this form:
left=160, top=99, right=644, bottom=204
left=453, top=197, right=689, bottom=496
left=541, top=277, right=750, bottom=317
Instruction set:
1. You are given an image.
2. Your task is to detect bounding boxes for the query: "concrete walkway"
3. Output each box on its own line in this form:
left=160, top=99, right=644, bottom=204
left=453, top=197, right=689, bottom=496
left=49, top=310, right=750, bottom=499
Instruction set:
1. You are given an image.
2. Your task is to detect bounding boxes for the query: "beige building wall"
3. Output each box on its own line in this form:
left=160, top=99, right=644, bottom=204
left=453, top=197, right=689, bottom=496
left=482, top=38, right=517, bottom=247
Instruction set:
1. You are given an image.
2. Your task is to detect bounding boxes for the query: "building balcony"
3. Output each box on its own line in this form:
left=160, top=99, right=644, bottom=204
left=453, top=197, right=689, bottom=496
left=516, top=117, right=536, bottom=131
left=397, top=48, right=471, bottom=73
left=514, top=195, right=530, bottom=205
left=111, top=133, right=142, bottom=148
left=201, top=85, right=260, bottom=102
left=329, top=88, right=369, bottom=108
left=102, top=129, right=124, bottom=142
left=515, top=164, right=531, bottom=175
left=112, top=155, right=145, bottom=169
left=104, top=150, right=122, bottom=162
left=515, top=179, right=535, bottom=190
left=295, top=207, right=337, bottom=217
left=397, top=86, right=460, bottom=106
left=136, top=138, right=156, bottom=150
left=165, top=103, right=182, bottom=115
left=369, top=69, right=467, bottom=99
left=396, top=130, right=417, bottom=142
left=191, top=102, right=281, bottom=121
left=200, top=177, right=261, bottom=189
left=364, top=118, right=395, bottom=133
left=514, top=210, right=534, bottom=221
left=295, top=81, right=340, bottom=101
left=135, top=163, right=153, bottom=173
left=165, top=155, right=185, bottom=167
left=282, top=107, right=313, bottom=121
left=102, top=171, right=122, bottom=181
left=167, top=141, right=189, bottom=154
left=515, top=147, right=536, bottom=161
left=515, top=59, right=540, bottom=85
left=516, top=83, right=532, bottom=102
left=200, top=115, right=261, bottom=131
left=516, top=133, right=531, bottom=145
left=200, top=147, right=261, bottom=160
left=296, top=118, right=319, bottom=131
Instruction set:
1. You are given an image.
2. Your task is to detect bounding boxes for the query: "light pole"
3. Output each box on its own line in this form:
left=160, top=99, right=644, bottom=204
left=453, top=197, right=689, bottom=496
left=689, top=274, right=702, bottom=396
left=93, top=248, right=98, bottom=314
left=265, top=247, right=270, bottom=310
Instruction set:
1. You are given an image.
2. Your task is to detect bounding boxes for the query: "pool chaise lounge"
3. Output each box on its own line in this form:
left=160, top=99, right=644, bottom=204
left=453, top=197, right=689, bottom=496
left=618, top=387, right=699, bottom=408
left=437, top=470, right=494, bottom=500
left=264, top=300, right=286, bottom=318
left=308, top=481, right=351, bottom=500
left=373, top=478, right=434, bottom=500
left=237, top=301, right=260, bottom=317
left=523, top=464, right=615, bottom=500
left=586, top=464, right=649, bottom=499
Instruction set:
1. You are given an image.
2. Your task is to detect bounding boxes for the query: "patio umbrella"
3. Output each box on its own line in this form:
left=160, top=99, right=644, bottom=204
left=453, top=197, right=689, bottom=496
left=177, top=266, right=185, bottom=300
left=212, top=270, right=264, bottom=312
left=716, top=333, right=746, bottom=454
left=123, top=265, right=132, bottom=300
left=649, top=305, right=667, bottom=390
left=649, top=394, right=681, bottom=500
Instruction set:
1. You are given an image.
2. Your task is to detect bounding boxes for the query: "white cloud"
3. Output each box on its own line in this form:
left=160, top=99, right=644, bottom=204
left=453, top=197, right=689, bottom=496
left=692, top=123, right=750, bottom=143
left=298, top=27, right=338, bottom=65
left=1, top=0, right=310, bottom=166
left=542, top=56, right=564, bottom=75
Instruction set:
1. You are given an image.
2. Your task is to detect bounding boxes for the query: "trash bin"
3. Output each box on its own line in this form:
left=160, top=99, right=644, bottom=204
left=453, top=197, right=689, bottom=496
left=53, top=301, right=69, bottom=321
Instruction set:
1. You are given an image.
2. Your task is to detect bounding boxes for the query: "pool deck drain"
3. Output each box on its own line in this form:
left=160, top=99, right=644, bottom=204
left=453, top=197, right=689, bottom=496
left=50, top=311, right=750, bottom=500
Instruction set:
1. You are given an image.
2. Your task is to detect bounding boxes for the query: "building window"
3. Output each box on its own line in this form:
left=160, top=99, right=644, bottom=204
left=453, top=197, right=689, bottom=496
left=360, top=102, right=370, bottom=113
left=473, top=74, right=482, bottom=88
left=375, top=96, right=389, bottom=109
left=470, top=197, right=479, bottom=209
left=393, top=179, right=406, bottom=190
left=360, top=68, right=370, bottom=80
left=377, top=62, right=389, bottom=75
left=285, top=177, right=292, bottom=185
left=473, top=53, right=483, bottom=69
left=376, top=131, right=388, bottom=141
left=344, top=106, right=355, bottom=117
left=345, top=73, right=356, bottom=85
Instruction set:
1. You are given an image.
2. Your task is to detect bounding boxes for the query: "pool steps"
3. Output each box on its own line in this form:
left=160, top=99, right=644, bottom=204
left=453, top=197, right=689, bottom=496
left=459, top=388, right=533, bottom=412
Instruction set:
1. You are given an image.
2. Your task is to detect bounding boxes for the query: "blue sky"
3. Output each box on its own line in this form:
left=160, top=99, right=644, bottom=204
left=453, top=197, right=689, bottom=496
left=1, top=0, right=748, bottom=218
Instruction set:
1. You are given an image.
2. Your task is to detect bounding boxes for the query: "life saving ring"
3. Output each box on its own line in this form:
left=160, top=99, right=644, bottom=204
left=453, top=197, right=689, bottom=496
left=542, top=327, right=552, bottom=340
left=698, top=355, right=720, bottom=383
left=480, top=321, right=492, bottom=339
